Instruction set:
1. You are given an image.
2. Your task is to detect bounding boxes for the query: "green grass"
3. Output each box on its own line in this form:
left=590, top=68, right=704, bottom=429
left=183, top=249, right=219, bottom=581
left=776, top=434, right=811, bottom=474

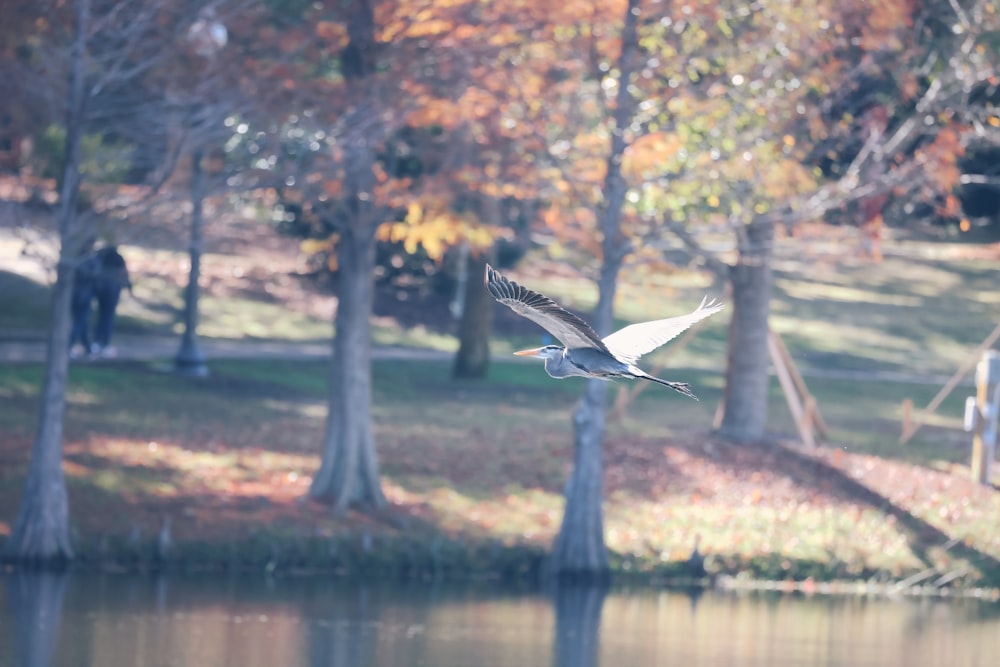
left=3, top=223, right=1000, bottom=584
left=0, top=260, right=463, bottom=353
left=0, top=270, right=52, bottom=334
left=771, top=254, right=999, bottom=376
left=3, top=356, right=998, bottom=586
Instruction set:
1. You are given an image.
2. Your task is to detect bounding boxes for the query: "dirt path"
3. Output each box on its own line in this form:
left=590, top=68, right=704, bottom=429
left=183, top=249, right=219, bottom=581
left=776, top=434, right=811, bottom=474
left=0, top=334, right=450, bottom=364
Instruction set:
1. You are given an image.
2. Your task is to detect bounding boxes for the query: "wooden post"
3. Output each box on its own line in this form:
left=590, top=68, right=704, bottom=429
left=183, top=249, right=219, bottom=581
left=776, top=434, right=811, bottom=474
left=712, top=393, right=725, bottom=430
left=901, top=322, right=1000, bottom=445
left=768, top=330, right=814, bottom=448
left=770, top=330, right=830, bottom=439
left=713, top=328, right=826, bottom=446
left=901, top=398, right=913, bottom=441
left=970, top=351, right=1000, bottom=485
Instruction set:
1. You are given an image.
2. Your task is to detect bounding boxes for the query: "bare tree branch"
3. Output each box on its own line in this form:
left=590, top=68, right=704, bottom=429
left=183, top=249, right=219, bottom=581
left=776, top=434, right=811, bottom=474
left=659, top=214, right=731, bottom=277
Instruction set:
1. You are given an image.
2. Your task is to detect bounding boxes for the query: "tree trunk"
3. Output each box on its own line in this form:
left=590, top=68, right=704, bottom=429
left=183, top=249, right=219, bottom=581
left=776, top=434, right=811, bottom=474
left=550, top=0, right=640, bottom=579
left=452, top=250, right=493, bottom=379
left=308, top=0, right=386, bottom=510
left=174, top=149, right=208, bottom=377
left=6, top=287, right=76, bottom=561
left=717, top=217, right=774, bottom=441
left=5, top=0, right=91, bottom=564
left=453, top=193, right=503, bottom=379
left=551, top=237, right=625, bottom=576
left=309, top=225, right=387, bottom=510
left=551, top=379, right=611, bottom=577
left=551, top=235, right=625, bottom=578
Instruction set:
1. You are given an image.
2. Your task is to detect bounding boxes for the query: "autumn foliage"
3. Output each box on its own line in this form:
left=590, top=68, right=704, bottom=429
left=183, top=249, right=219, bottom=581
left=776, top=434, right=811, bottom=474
left=227, top=0, right=994, bottom=275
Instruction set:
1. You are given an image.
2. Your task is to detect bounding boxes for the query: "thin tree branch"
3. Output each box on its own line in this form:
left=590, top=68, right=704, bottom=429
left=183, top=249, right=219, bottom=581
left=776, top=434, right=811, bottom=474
left=660, top=215, right=730, bottom=278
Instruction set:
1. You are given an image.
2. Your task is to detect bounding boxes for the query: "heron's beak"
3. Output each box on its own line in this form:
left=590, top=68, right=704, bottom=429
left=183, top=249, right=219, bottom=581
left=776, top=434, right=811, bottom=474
left=513, top=347, right=544, bottom=357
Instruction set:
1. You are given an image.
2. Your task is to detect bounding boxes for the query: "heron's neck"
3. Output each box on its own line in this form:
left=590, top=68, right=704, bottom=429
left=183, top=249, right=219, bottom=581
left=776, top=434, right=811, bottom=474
left=543, top=349, right=572, bottom=378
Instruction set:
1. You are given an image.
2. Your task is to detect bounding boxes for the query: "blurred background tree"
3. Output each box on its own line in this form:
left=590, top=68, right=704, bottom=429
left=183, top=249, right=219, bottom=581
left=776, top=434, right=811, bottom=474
left=1, top=0, right=244, bottom=562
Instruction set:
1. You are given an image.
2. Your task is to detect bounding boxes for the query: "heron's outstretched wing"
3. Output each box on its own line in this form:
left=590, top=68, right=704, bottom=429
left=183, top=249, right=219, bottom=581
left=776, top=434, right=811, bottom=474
left=602, top=296, right=724, bottom=364
left=485, top=264, right=611, bottom=354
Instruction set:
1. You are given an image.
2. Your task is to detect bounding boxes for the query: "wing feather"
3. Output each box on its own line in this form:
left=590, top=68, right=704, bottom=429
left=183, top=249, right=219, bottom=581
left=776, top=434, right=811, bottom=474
left=602, top=296, right=724, bottom=363
left=485, top=264, right=610, bottom=353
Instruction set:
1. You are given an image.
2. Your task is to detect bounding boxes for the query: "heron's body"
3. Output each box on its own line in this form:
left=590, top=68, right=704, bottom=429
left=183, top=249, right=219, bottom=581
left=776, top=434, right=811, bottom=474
left=485, top=264, right=723, bottom=399
left=526, top=344, right=698, bottom=396
left=554, top=346, right=628, bottom=378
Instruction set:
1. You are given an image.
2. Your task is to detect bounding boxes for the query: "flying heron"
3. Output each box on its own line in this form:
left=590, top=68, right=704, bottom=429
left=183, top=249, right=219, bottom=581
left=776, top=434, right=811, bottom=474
left=485, top=264, right=724, bottom=399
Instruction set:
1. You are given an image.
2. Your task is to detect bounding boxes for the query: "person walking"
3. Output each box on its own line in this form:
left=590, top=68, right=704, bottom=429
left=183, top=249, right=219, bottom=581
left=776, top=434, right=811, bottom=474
left=69, top=247, right=100, bottom=359
left=92, top=244, right=131, bottom=358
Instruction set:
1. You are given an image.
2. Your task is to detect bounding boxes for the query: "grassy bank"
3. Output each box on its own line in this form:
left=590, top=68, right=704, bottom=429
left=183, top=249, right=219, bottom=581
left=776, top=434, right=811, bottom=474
left=2, top=357, right=999, bottom=591
left=3, top=201, right=1000, bottom=590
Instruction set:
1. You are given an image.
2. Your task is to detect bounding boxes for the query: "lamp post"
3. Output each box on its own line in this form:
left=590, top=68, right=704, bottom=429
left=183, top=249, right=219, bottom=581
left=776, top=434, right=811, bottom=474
left=174, top=10, right=227, bottom=377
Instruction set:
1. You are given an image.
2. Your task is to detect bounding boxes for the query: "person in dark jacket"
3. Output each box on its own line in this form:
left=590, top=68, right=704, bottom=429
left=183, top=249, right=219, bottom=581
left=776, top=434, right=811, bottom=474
left=69, top=248, right=100, bottom=359
left=93, top=244, right=131, bottom=358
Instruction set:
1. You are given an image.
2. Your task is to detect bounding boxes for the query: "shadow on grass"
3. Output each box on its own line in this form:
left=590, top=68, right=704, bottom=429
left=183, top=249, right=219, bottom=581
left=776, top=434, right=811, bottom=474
left=0, top=270, right=50, bottom=334
left=603, top=433, right=699, bottom=498
left=771, top=253, right=1000, bottom=375
left=775, top=441, right=1000, bottom=581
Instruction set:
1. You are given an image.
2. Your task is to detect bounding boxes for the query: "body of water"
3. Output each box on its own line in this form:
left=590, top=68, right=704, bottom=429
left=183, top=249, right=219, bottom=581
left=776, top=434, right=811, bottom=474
left=2, top=572, right=998, bottom=666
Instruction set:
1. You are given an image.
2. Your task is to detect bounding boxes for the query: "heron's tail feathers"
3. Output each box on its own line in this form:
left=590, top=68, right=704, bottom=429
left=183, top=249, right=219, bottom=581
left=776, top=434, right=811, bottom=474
left=634, top=372, right=699, bottom=400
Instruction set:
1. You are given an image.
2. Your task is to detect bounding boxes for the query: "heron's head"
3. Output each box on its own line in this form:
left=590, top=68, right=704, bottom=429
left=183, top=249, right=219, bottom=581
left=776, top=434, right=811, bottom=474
left=513, top=345, right=563, bottom=360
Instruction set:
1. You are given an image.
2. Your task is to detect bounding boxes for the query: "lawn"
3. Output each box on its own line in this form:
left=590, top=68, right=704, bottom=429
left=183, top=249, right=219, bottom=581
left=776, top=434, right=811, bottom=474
left=1, top=356, right=999, bottom=589
left=2, top=198, right=1000, bottom=589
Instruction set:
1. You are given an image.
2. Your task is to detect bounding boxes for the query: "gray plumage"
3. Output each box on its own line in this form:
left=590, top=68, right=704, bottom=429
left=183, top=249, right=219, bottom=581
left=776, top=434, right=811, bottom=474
left=485, top=264, right=723, bottom=399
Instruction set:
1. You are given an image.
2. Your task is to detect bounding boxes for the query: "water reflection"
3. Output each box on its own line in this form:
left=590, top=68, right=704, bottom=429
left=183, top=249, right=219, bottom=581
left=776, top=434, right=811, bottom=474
left=306, top=585, right=378, bottom=667
left=553, top=581, right=606, bottom=667
left=4, top=571, right=69, bottom=667
left=2, top=572, right=998, bottom=667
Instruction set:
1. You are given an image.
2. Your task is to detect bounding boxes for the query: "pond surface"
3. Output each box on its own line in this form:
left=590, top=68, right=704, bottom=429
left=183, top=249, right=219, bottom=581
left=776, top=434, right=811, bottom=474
left=2, top=572, right=999, bottom=667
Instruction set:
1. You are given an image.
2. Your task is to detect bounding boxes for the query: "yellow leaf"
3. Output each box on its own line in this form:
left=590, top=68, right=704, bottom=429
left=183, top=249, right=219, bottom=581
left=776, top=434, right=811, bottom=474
left=390, top=222, right=409, bottom=243
left=301, top=238, right=334, bottom=255
left=375, top=222, right=396, bottom=242
left=406, top=202, right=423, bottom=224
left=423, top=235, right=444, bottom=261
